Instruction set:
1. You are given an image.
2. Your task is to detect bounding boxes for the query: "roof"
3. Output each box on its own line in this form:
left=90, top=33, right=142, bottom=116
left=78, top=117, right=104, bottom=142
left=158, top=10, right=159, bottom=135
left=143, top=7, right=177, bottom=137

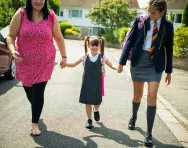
left=167, top=0, right=188, bottom=10
left=60, top=0, right=98, bottom=8
left=126, top=0, right=139, bottom=9
left=60, top=0, right=139, bottom=9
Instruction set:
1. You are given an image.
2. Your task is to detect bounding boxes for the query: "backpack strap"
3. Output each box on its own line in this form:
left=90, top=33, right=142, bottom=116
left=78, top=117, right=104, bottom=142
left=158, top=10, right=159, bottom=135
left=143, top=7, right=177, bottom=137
left=82, top=55, right=87, bottom=67
left=100, top=55, right=105, bottom=73
left=82, top=54, right=105, bottom=74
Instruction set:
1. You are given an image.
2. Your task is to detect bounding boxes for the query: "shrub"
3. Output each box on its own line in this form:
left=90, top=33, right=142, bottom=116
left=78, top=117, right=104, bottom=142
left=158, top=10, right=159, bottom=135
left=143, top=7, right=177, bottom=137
left=113, top=27, right=131, bottom=44
left=173, top=26, right=188, bottom=57
left=102, top=27, right=131, bottom=44
left=65, top=29, right=78, bottom=35
left=60, top=21, right=73, bottom=35
left=72, top=26, right=80, bottom=33
left=182, top=2, right=188, bottom=27
left=115, top=27, right=131, bottom=43
left=103, top=31, right=119, bottom=44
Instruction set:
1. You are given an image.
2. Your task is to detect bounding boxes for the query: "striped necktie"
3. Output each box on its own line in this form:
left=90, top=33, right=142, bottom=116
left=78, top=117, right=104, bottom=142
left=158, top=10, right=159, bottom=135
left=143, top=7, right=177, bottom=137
left=150, top=20, right=158, bottom=59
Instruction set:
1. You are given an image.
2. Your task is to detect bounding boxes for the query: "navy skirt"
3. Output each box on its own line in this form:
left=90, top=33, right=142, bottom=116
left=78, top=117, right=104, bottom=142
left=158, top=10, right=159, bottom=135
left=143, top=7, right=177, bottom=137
left=130, top=50, right=162, bottom=82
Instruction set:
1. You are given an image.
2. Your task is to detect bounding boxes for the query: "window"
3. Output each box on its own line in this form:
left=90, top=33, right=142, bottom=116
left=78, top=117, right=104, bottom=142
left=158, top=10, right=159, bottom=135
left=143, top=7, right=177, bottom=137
left=168, top=13, right=183, bottom=23
left=69, top=10, right=82, bottom=18
left=175, top=14, right=182, bottom=23
left=60, top=11, right=63, bottom=17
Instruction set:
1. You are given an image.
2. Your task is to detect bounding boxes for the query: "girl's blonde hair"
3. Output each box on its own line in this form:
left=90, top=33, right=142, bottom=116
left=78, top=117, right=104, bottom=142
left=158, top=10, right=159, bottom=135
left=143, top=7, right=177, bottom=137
left=84, top=36, right=105, bottom=58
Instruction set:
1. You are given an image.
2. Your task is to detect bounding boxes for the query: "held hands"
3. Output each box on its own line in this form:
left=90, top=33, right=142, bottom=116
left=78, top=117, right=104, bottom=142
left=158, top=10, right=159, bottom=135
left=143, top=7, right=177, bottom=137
left=60, top=58, right=67, bottom=69
left=117, top=64, right=123, bottom=73
left=12, top=50, right=23, bottom=63
left=165, top=74, right=171, bottom=85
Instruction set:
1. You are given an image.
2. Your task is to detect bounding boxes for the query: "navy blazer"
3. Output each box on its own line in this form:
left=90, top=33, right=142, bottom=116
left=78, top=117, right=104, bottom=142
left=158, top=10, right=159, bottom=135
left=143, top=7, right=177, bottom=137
left=119, top=16, right=174, bottom=73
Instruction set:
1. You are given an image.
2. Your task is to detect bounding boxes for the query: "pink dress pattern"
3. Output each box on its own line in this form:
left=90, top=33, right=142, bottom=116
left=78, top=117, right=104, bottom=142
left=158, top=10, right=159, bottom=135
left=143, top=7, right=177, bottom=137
left=15, top=8, right=56, bottom=87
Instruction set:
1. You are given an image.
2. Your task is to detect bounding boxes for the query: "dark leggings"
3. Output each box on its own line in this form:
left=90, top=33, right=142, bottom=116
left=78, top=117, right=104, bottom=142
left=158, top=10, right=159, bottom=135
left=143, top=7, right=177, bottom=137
left=23, top=82, right=47, bottom=123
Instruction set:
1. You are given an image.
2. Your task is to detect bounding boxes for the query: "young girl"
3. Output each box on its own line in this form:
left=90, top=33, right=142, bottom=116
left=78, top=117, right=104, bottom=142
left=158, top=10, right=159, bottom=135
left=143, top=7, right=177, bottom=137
left=66, top=36, right=117, bottom=129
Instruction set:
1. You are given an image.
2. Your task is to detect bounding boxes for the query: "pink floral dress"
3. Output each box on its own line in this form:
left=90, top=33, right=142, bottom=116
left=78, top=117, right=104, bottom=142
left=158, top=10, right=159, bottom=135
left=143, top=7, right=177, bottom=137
left=15, top=8, right=56, bottom=87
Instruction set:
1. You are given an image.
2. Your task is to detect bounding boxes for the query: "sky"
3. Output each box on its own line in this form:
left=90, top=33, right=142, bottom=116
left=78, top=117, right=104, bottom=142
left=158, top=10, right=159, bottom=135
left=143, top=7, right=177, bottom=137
left=137, top=0, right=149, bottom=8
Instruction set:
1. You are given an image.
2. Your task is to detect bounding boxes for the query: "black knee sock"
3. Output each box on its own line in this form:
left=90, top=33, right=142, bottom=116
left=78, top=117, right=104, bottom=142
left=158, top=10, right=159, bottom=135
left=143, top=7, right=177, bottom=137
left=132, top=101, right=141, bottom=119
left=147, top=105, right=156, bottom=134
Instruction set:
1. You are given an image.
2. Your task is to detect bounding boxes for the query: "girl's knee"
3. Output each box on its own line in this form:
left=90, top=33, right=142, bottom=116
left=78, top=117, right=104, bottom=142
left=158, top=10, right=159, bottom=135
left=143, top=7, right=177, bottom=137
left=148, top=93, right=157, bottom=100
left=147, top=98, right=157, bottom=106
left=133, top=94, right=142, bottom=102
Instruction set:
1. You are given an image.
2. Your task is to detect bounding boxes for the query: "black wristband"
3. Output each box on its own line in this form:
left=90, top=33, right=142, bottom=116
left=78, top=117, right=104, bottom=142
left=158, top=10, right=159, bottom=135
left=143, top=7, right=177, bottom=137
left=62, top=56, right=67, bottom=58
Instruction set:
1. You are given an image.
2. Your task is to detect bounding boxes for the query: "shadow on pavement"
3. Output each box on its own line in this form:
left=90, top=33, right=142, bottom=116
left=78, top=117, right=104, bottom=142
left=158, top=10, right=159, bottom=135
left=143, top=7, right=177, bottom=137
left=136, top=127, right=184, bottom=148
left=83, top=122, right=143, bottom=147
left=31, top=119, right=86, bottom=148
left=0, top=78, right=20, bottom=96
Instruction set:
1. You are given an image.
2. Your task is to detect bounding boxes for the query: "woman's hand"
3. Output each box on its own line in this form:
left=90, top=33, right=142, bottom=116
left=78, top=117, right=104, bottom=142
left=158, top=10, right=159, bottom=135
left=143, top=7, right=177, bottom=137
left=60, top=58, right=67, bottom=68
left=165, top=73, right=171, bottom=85
left=117, top=64, right=123, bottom=73
left=12, top=50, right=23, bottom=63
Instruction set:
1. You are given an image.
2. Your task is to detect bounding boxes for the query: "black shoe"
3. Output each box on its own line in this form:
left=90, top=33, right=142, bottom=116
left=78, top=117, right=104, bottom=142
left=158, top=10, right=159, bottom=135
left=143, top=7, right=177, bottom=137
left=93, top=108, right=100, bottom=121
left=128, top=117, right=137, bottom=130
left=144, top=133, right=153, bottom=147
left=85, top=119, right=93, bottom=129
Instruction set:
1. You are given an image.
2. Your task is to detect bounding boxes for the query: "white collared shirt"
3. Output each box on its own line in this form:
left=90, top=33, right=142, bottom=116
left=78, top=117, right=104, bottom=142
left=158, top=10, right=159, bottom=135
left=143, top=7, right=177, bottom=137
left=81, top=52, right=108, bottom=63
left=143, top=18, right=162, bottom=51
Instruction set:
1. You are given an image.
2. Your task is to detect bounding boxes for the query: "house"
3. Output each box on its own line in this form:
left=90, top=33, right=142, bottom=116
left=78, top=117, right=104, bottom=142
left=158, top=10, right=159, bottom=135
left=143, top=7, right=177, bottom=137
left=58, top=0, right=139, bottom=36
left=136, top=0, right=188, bottom=28
left=58, top=0, right=99, bottom=37
left=166, top=0, right=188, bottom=28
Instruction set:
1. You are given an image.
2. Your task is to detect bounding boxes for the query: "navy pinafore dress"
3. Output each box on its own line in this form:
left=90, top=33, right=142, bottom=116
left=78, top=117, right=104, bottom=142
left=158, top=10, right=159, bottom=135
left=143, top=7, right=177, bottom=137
left=79, top=55, right=102, bottom=105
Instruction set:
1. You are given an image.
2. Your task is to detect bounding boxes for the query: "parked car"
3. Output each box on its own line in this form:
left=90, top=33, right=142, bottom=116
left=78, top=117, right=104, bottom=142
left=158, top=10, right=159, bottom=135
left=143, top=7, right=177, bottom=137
left=0, top=26, right=15, bottom=80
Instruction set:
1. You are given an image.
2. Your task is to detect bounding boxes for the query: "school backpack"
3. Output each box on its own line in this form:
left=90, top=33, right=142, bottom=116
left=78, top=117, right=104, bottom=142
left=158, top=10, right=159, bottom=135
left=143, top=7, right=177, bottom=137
left=122, top=15, right=147, bottom=61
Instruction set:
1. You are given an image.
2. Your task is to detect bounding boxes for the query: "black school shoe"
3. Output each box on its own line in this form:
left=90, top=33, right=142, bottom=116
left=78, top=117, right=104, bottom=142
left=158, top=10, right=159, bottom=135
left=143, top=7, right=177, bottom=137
left=128, top=117, right=137, bottom=130
left=144, top=133, right=153, bottom=147
left=93, top=109, right=100, bottom=121
left=85, top=119, right=93, bottom=129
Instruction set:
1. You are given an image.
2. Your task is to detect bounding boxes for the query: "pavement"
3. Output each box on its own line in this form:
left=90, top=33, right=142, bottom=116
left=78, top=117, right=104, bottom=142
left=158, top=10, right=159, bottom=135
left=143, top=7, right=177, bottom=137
left=0, top=39, right=188, bottom=148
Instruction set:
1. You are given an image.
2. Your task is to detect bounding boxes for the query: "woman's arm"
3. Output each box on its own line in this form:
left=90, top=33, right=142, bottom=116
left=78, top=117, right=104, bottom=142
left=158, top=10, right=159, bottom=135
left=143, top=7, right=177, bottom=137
left=6, top=10, right=22, bottom=62
left=105, top=59, right=117, bottom=70
left=66, top=58, right=82, bottom=68
left=52, top=15, right=67, bottom=68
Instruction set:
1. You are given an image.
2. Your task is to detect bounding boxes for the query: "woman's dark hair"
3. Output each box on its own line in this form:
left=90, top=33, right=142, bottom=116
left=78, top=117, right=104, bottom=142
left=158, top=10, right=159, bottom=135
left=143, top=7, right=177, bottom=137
left=149, top=0, right=167, bottom=21
left=25, top=0, right=49, bottom=21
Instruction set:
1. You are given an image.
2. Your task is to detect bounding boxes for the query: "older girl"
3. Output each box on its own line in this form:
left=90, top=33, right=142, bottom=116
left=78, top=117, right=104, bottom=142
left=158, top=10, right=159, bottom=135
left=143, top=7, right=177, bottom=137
left=118, top=0, right=174, bottom=146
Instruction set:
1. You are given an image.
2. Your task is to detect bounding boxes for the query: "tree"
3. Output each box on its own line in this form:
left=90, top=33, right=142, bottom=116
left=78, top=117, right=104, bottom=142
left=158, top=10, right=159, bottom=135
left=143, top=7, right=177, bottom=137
left=86, top=0, right=136, bottom=31
left=182, top=2, right=188, bottom=27
left=48, top=0, right=61, bottom=14
left=0, top=0, right=60, bottom=29
left=0, top=0, right=25, bottom=29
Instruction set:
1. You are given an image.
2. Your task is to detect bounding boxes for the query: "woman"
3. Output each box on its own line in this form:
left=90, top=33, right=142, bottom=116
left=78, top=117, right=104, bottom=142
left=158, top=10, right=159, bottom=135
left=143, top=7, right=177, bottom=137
left=6, top=0, right=67, bottom=136
left=117, top=0, right=174, bottom=147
